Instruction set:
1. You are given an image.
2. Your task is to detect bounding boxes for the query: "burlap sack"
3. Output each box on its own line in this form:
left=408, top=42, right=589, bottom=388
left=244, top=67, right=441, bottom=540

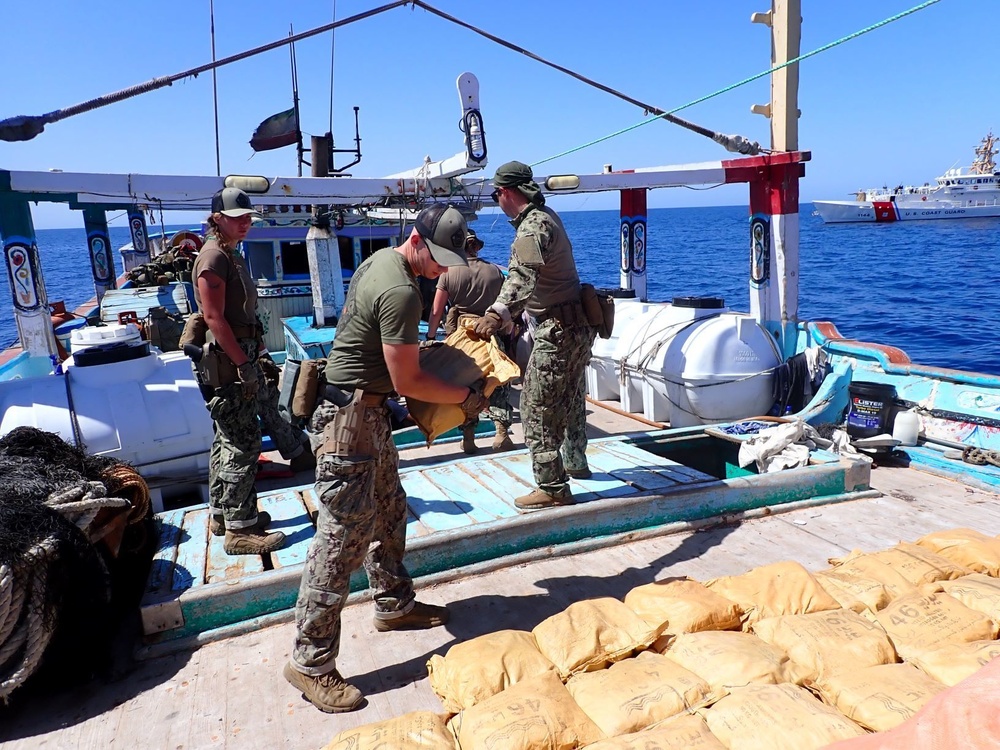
left=407, top=324, right=519, bottom=444
left=624, top=579, right=742, bottom=647
left=814, top=662, right=945, bottom=733
left=582, top=714, right=727, bottom=750
left=699, top=683, right=866, bottom=750
left=662, top=631, right=807, bottom=694
left=915, top=527, right=1000, bottom=576
left=875, top=592, right=999, bottom=662
left=815, top=568, right=902, bottom=613
left=905, top=639, right=1000, bottom=686
left=322, top=711, right=455, bottom=750
left=750, top=608, right=898, bottom=684
left=704, top=561, right=840, bottom=629
left=830, top=542, right=971, bottom=588
left=566, top=651, right=714, bottom=737
left=531, top=597, right=664, bottom=679
left=426, top=629, right=557, bottom=713
left=937, top=573, right=1000, bottom=621
left=447, top=671, right=604, bottom=750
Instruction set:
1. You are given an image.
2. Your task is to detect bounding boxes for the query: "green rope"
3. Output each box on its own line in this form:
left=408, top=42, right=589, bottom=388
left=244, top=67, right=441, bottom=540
left=532, top=0, right=942, bottom=168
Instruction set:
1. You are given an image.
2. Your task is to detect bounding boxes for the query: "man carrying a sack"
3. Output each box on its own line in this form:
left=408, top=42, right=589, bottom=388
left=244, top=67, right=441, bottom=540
left=472, top=161, right=598, bottom=510
left=284, top=203, right=489, bottom=713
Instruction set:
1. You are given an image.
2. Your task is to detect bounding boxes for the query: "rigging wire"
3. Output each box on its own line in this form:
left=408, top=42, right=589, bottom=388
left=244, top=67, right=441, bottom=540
left=530, top=0, right=942, bottom=168
left=209, top=0, right=221, bottom=176
left=328, top=0, right=338, bottom=138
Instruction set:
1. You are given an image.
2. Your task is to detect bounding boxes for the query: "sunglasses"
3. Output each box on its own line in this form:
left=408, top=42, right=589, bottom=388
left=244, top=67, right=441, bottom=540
left=490, top=188, right=501, bottom=203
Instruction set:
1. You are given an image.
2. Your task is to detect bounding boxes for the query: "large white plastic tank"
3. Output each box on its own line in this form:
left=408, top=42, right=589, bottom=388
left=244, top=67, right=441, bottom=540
left=0, top=340, right=213, bottom=509
left=653, top=313, right=782, bottom=427
left=586, top=295, right=654, bottom=401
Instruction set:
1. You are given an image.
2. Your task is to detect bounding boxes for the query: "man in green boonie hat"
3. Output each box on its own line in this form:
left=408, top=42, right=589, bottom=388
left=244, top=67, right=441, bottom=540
left=471, top=160, right=598, bottom=510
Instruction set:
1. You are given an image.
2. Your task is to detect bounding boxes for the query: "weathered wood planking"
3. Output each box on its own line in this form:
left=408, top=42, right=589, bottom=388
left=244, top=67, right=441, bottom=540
left=172, top=507, right=210, bottom=591
left=259, top=489, right=315, bottom=569
left=468, top=459, right=536, bottom=503
left=145, top=509, right=185, bottom=594
left=205, top=522, right=265, bottom=584
left=401, top=471, right=476, bottom=532
left=599, top=439, right=717, bottom=483
left=421, top=463, right=516, bottom=522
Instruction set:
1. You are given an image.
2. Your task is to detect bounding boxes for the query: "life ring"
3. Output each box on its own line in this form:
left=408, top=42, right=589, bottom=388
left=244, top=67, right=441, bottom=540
left=169, top=230, right=204, bottom=254
left=922, top=196, right=927, bottom=201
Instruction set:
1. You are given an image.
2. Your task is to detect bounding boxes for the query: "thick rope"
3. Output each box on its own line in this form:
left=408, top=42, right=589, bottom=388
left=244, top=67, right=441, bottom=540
left=0, top=548, right=56, bottom=702
left=532, top=0, right=942, bottom=167
left=101, top=464, right=151, bottom=524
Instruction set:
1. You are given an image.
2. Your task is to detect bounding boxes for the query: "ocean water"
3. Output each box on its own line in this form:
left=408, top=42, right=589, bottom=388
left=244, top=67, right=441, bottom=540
left=7, top=207, right=998, bottom=375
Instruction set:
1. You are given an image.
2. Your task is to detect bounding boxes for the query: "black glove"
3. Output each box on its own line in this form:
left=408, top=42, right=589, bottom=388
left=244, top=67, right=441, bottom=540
left=237, top=361, right=260, bottom=400
left=460, top=383, right=490, bottom=419
left=470, top=311, right=502, bottom=340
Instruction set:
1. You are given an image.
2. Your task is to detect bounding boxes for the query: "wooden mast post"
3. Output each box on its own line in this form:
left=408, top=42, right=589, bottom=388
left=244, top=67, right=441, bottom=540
left=619, top=185, right=648, bottom=302
left=0, top=198, right=59, bottom=358
left=123, top=206, right=151, bottom=272
left=750, top=0, right=801, bottom=359
left=83, top=207, right=118, bottom=303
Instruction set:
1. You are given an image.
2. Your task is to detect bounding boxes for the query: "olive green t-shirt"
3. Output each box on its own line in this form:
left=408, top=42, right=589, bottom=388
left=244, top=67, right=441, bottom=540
left=325, top=248, right=422, bottom=393
left=191, top=237, right=257, bottom=328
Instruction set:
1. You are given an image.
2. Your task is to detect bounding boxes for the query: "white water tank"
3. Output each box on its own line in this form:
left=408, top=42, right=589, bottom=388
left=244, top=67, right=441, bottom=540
left=586, top=294, right=653, bottom=401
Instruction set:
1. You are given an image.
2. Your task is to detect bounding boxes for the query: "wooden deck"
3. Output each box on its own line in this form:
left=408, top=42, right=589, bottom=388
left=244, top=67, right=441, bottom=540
left=3, top=463, right=1000, bottom=748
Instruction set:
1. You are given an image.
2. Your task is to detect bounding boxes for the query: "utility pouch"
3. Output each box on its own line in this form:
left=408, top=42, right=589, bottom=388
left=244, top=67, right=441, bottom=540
left=580, top=283, right=615, bottom=339
left=179, top=312, right=208, bottom=350
left=319, top=391, right=373, bottom=458
left=278, top=358, right=302, bottom=425
left=293, top=359, right=326, bottom=420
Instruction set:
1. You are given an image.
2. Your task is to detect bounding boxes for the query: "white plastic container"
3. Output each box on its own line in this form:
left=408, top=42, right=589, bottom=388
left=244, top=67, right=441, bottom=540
left=70, top=322, right=142, bottom=353
left=892, top=409, right=920, bottom=446
left=586, top=296, right=652, bottom=401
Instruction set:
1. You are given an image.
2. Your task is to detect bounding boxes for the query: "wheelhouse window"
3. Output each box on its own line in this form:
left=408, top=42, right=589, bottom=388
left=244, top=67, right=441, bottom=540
left=244, top=241, right=277, bottom=281
left=280, top=240, right=309, bottom=279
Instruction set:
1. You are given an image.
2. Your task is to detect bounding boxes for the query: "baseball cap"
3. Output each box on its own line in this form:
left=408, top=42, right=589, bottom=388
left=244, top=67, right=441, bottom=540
left=466, top=228, right=483, bottom=247
left=211, top=187, right=262, bottom=219
left=414, top=204, right=469, bottom=267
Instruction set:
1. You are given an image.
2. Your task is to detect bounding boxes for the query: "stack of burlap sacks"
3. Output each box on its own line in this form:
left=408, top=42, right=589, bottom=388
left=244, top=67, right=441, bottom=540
left=322, top=527, right=1000, bottom=750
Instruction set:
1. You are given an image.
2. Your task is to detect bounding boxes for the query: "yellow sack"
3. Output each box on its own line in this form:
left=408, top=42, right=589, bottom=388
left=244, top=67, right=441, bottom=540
left=704, top=561, right=840, bottom=629
left=447, top=670, right=604, bottom=750
left=830, top=542, right=971, bottom=588
left=750, top=609, right=898, bottom=684
left=937, top=573, right=1000, bottom=620
left=566, top=651, right=714, bottom=738
left=662, top=631, right=807, bottom=695
left=875, top=592, right=999, bottom=662
left=582, top=714, right=727, bottom=750
left=814, top=663, right=945, bottom=733
left=624, top=579, right=742, bottom=647
left=915, top=527, right=1000, bottom=576
left=322, top=711, right=455, bottom=750
left=426, top=629, right=557, bottom=713
left=531, top=597, right=664, bottom=680
left=407, top=323, right=520, bottom=444
left=700, top=683, right=866, bottom=750
left=905, top=639, right=1000, bottom=686
left=814, top=568, right=900, bottom=614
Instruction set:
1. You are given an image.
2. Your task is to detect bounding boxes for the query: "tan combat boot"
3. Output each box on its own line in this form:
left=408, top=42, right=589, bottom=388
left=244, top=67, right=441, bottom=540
left=514, top=487, right=574, bottom=510
left=566, top=467, right=592, bottom=480
left=492, top=422, right=515, bottom=452
left=374, top=601, right=450, bottom=632
left=461, top=424, right=478, bottom=455
left=224, top=526, right=286, bottom=555
left=283, top=663, right=364, bottom=713
left=210, top=511, right=271, bottom=537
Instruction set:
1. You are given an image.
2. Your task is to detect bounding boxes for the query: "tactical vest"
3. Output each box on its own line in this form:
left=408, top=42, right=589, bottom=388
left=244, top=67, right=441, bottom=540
left=518, top=206, right=581, bottom=318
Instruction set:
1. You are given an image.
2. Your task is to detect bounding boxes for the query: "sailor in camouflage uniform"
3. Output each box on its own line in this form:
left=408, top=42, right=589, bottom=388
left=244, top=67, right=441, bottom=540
left=285, top=204, right=489, bottom=713
left=472, top=162, right=597, bottom=509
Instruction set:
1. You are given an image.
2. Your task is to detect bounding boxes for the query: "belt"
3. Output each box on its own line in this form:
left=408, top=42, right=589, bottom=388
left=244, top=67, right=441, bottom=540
left=359, top=392, right=389, bottom=407
left=230, top=323, right=259, bottom=339
left=322, top=383, right=389, bottom=408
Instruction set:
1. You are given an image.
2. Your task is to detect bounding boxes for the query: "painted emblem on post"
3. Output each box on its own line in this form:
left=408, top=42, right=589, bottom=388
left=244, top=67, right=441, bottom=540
left=5, top=239, right=40, bottom=310
left=129, top=212, right=148, bottom=255
left=620, top=222, right=631, bottom=273
left=89, top=233, right=111, bottom=282
left=633, top=220, right=647, bottom=274
left=750, top=215, right=770, bottom=286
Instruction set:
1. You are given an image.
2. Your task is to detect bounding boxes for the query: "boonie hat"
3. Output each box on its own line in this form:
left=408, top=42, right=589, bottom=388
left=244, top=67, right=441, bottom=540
left=414, top=204, right=469, bottom=267
left=211, top=187, right=262, bottom=219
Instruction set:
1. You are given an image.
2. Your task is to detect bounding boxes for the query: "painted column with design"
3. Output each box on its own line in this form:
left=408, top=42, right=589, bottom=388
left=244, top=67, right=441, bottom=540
left=0, top=198, right=59, bottom=357
left=123, top=206, right=151, bottom=272
left=619, top=188, right=647, bottom=301
left=83, top=207, right=117, bottom=303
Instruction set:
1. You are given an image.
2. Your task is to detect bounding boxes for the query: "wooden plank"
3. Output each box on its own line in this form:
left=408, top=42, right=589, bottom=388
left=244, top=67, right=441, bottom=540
left=172, top=507, right=210, bottom=591
left=205, top=523, right=265, bottom=584
left=145, top=509, right=185, bottom=595
left=297, top=487, right=319, bottom=523
left=407, top=508, right=432, bottom=537
left=601, top=439, right=716, bottom=483
left=259, top=489, right=315, bottom=569
left=402, top=471, right=473, bottom=532
left=498, top=450, right=635, bottom=501
left=470, top=459, right=536, bottom=503
left=422, top=462, right=517, bottom=522
left=585, top=443, right=685, bottom=491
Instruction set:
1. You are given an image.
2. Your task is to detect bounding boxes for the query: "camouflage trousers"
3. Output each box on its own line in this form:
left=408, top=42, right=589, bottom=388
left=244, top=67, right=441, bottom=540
left=463, top=381, right=513, bottom=430
left=206, top=338, right=262, bottom=530
left=292, top=397, right=413, bottom=676
left=521, top=320, right=596, bottom=493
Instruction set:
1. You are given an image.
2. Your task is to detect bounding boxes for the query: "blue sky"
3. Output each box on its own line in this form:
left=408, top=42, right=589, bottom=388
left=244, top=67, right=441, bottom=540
left=2, top=0, right=993, bottom=229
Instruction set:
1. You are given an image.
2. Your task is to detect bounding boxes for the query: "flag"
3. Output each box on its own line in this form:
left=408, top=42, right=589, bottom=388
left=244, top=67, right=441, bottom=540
left=249, top=108, right=299, bottom=152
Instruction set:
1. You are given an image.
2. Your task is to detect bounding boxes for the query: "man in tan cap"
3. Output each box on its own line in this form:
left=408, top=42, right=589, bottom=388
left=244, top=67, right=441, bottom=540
left=426, top=228, right=515, bottom=454
left=285, top=203, right=489, bottom=713
left=471, top=161, right=597, bottom=509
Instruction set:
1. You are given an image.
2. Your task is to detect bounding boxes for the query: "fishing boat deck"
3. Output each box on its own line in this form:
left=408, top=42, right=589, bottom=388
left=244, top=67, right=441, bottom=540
left=3, top=461, right=1000, bottom=749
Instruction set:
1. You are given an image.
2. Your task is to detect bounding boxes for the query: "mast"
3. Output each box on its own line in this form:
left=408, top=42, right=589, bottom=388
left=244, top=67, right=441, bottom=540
left=972, top=132, right=997, bottom=175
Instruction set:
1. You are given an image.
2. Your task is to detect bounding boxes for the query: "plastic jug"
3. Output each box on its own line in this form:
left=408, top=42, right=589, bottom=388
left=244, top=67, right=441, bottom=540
left=892, top=409, right=920, bottom=446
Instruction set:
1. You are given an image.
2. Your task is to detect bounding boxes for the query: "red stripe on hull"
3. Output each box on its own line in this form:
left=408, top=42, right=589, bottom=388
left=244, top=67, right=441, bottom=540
left=872, top=201, right=898, bottom=222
